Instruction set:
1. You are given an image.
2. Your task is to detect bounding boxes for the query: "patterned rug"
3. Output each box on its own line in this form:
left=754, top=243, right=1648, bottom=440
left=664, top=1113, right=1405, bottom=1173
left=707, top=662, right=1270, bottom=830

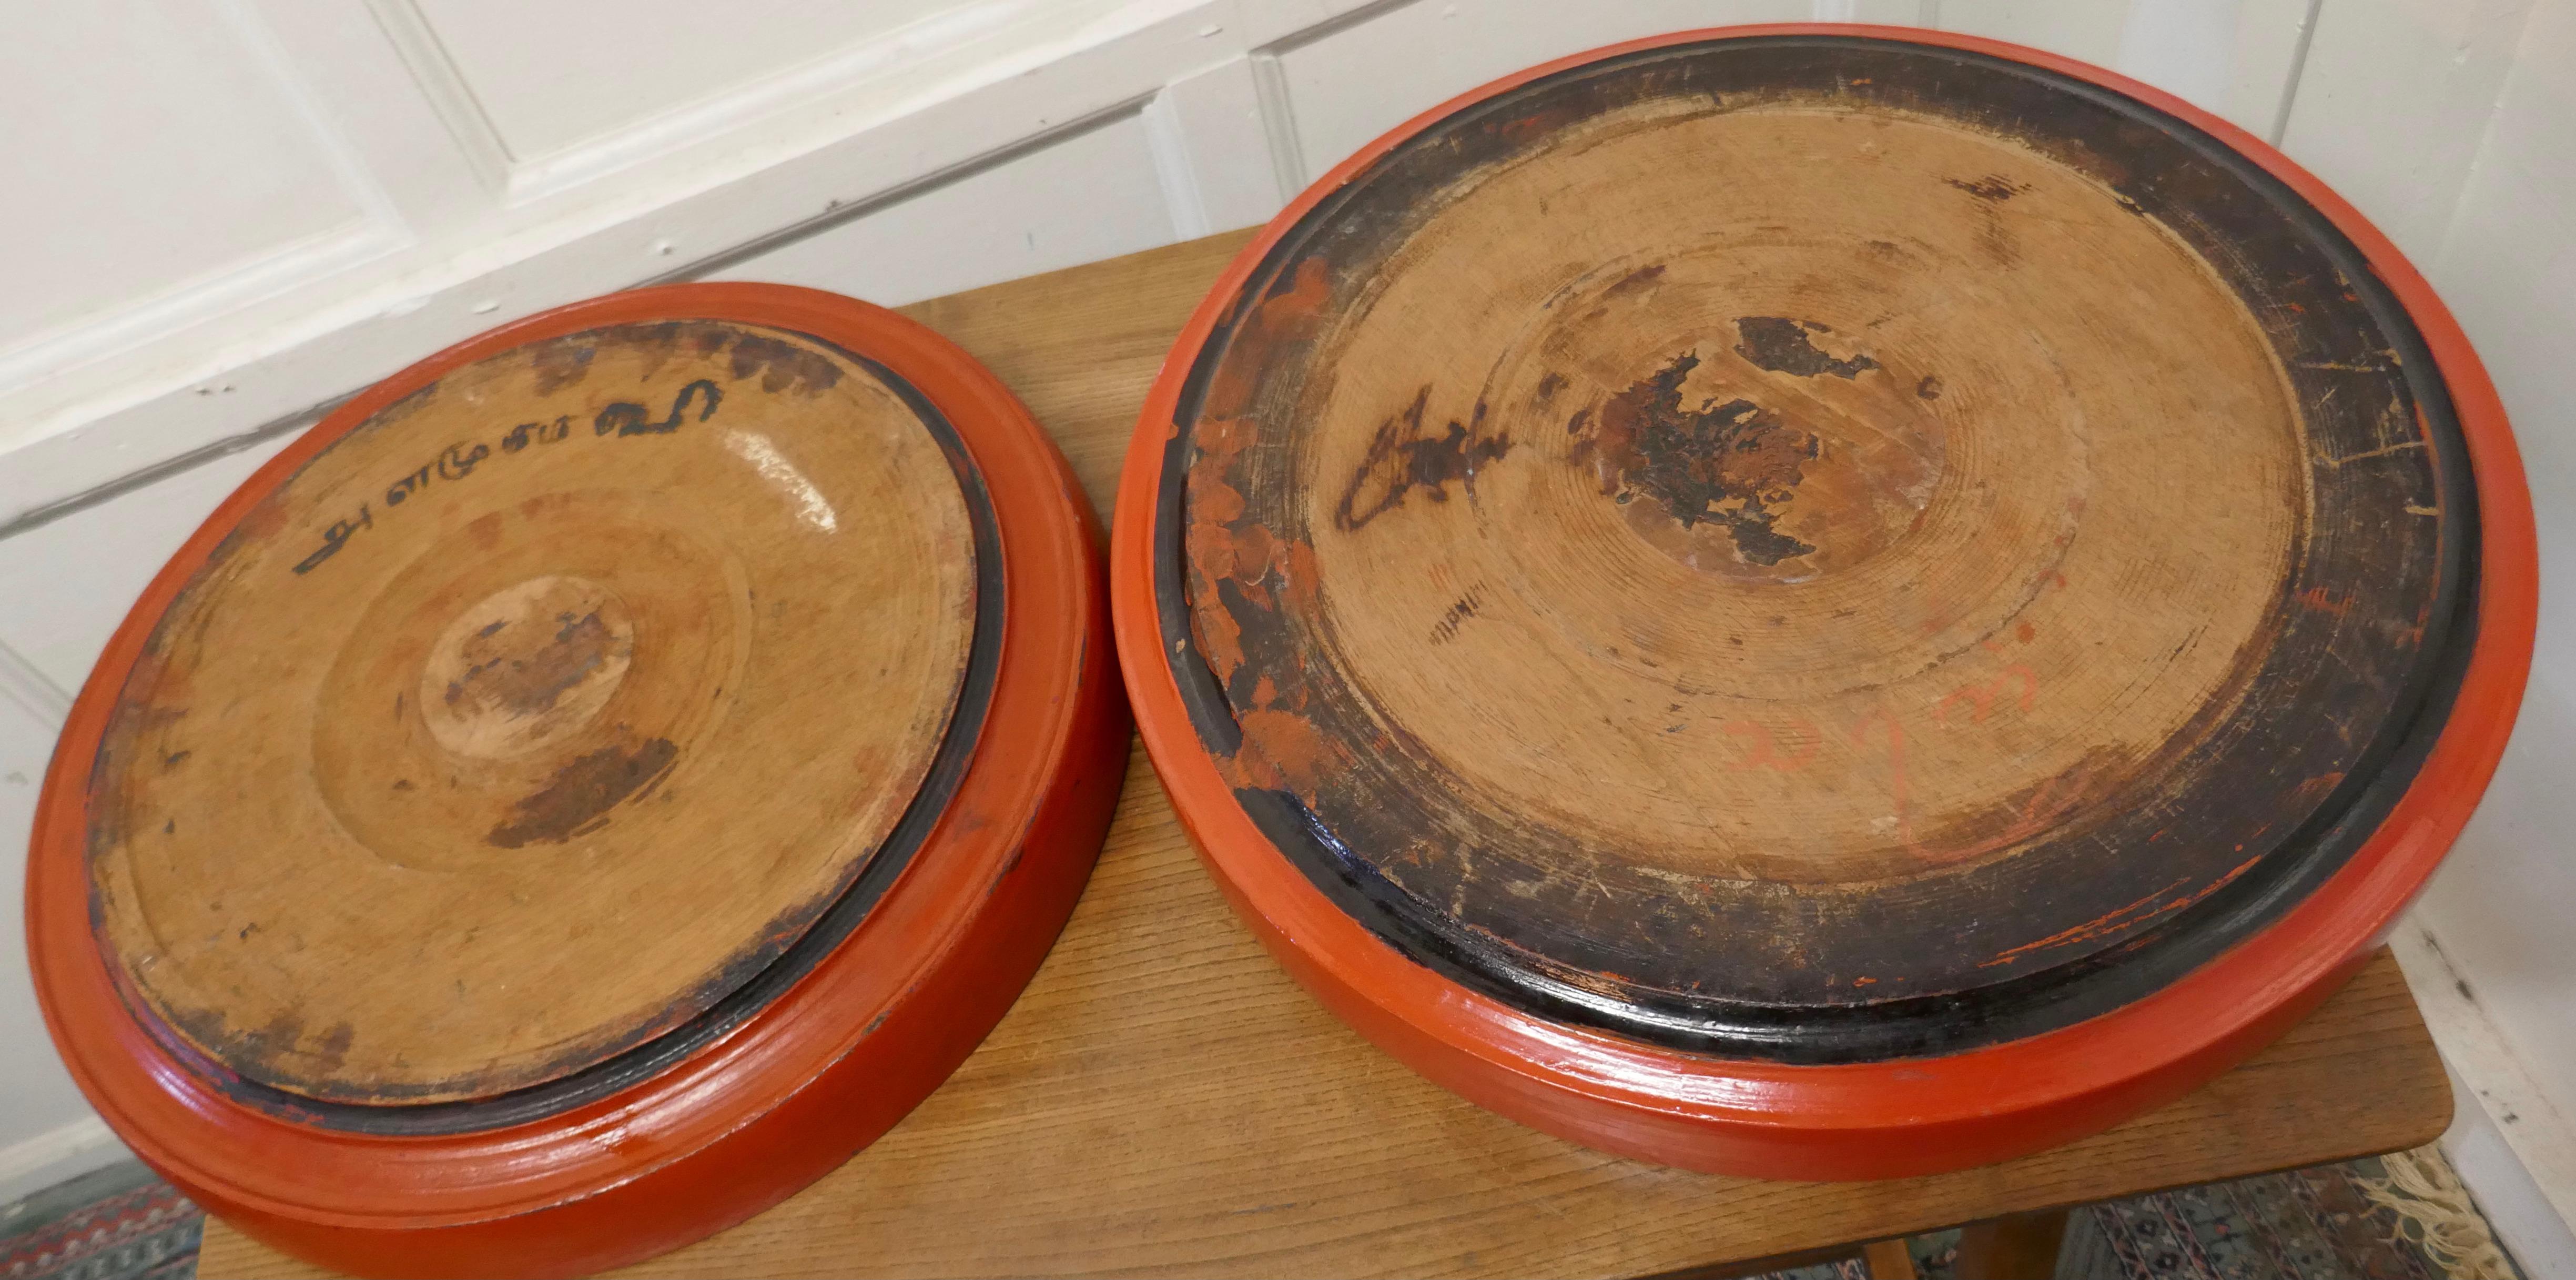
left=0, top=1145, right=2526, bottom=1279
left=1766, top=1147, right=2524, bottom=1280
left=1, top=1161, right=200, bottom=1280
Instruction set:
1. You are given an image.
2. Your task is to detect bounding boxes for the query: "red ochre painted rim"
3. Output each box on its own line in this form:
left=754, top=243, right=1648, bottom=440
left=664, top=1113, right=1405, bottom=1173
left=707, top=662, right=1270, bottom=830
left=1110, top=24, right=2537, bottom=1180
left=28, top=285, right=1130, bottom=1276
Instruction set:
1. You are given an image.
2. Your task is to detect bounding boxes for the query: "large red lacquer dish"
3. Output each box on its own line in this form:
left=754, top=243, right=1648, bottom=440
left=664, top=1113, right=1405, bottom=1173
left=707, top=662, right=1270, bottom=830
left=1111, top=26, right=2535, bottom=1179
left=31, top=285, right=1128, bottom=1275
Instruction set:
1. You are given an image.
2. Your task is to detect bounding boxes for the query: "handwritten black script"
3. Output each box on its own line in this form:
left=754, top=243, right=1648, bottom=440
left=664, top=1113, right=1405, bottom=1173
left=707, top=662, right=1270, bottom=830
left=292, top=378, right=725, bottom=576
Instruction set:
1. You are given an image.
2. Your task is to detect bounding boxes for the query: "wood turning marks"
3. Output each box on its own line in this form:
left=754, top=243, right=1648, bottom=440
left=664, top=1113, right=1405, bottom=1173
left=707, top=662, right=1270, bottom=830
left=87, top=319, right=980, bottom=1104
left=1155, top=38, right=2465, bottom=1059
left=419, top=575, right=636, bottom=764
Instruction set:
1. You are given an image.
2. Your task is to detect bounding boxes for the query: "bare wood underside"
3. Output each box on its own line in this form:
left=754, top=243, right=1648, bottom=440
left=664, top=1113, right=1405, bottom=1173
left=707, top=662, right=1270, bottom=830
left=1162, top=40, right=2456, bottom=1043
left=89, top=320, right=977, bottom=1103
left=196, top=225, right=2458, bottom=1280
left=1250, top=106, right=2304, bottom=885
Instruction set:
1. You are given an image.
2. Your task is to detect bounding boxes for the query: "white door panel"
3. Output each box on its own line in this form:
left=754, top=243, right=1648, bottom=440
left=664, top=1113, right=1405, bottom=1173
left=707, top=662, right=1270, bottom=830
left=405, top=0, right=1152, bottom=167
left=2409, top=0, right=2576, bottom=1137
left=0, top=1, right=378, bottom=358
left=1936, top=0, right=2132, bottom=66
left=1270, top=0, right=1810, bottom=184
left=0, top=692, right=105, bottom=1185
left=708, top=110, right=1181, bottom=306
left=2280, top=0, right=2538, bottom=261
left=0, top=441, right=295, bottom=697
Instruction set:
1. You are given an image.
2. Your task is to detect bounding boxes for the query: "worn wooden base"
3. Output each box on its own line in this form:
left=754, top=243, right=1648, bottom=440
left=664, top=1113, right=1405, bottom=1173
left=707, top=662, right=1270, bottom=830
left=177, top=229, right=2458, bottom=1280
left=1952, top=1210, right=2071, bottom=1278
left=32, top=287, right=1130, bottom=1277
left=1861, top=1237, right=1922, bottom=1280
left=1114, top=24, right=2534, bottom=1180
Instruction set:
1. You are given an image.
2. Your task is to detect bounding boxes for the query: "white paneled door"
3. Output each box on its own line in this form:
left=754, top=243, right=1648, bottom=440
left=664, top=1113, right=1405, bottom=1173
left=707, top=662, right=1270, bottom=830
left=707, top=108, right=1183, bottom=305
left=0, top=1, right=393, bottom=404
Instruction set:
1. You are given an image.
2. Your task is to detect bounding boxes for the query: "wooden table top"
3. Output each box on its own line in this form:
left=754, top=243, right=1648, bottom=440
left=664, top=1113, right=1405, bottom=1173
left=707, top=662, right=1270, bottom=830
left=196, top=230, right=2452, bottom=1280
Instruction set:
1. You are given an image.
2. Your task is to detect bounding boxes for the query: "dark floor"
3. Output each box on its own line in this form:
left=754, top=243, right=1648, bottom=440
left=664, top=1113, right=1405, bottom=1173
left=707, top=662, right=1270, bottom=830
left=0, top=1145, right=2526, bottom=1279
left=1759, top=1146, right=2524, bottom=1279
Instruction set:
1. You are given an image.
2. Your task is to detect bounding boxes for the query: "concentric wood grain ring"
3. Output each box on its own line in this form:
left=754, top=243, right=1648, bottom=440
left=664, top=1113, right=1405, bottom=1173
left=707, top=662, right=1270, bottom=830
left=31, top=285, right=1128, bottom=1275
left=1113, top=26, right=2536, bottom=1177
left=94, top=318, right=982, bottom=1108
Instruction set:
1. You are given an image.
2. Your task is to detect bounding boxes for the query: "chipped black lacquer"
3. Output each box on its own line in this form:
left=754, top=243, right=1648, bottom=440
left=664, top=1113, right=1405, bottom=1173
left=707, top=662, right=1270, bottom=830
left=1149, top=36, right=2477, bottom=1063
left=89, top=325, right=1007, bottom=1132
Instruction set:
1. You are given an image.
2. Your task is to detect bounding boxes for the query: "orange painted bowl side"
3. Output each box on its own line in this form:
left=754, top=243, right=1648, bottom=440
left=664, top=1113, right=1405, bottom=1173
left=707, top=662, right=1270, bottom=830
left=27, top=284, right=1129, bottom=1276
left=1109, top=24, right=2537, bottom=1180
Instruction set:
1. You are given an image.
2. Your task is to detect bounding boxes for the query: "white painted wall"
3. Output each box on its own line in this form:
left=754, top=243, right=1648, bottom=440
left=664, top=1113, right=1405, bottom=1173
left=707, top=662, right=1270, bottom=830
left=2, top=0, right=2570, bottom=1253
left=706, top=110, right=1184, bottom=302
left=0, top=5, right=373, bottom=358
left=409, top=0, right=1038, bottom=163
left=0, top=673, right=133, bottom=1207
left=2260, top=0, right=2576, bottom=1261
left=2375, top=0, right=2576, bottom=1264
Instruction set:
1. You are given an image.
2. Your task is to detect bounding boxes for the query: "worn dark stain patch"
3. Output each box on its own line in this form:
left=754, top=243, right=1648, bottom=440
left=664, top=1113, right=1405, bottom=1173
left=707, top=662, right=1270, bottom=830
left=445, top=610, right=616, bottom=719
left=1139, top=30, right=2468, bottom=1068
left=600, top=320, right=843, bottom=394
left=528, top=339, right=596, bottom=395
left=1976, top=206, right=2017, bottom=266
left=312, top=1021, right=356, bottom=1072
left=1734, top=317, right=1880, bottom=380
left=1916, top=375, right=1944, bottom=400
left=488, top=738, right=678, bottom=848
left=250, top=1007, right=305, bottom=1066
left=1603, top=263, right=1667, bottom=298
left=1535, top=371, right=1568, bottom=404
left=1332, top=386, right=1514, bottom=531
left=1946, top=174, right=2029, bottom=201
left=619, top=320, right=713, bottom=382
left=1591, top=351, right=1821, bottom=565
left=727, top=332, right=843, bottom=395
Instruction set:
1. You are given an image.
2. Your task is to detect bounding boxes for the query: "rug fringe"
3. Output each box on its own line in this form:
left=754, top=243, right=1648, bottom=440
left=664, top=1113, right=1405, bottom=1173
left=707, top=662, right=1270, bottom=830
left=2354, top=1145, right=2521, bottom=1280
